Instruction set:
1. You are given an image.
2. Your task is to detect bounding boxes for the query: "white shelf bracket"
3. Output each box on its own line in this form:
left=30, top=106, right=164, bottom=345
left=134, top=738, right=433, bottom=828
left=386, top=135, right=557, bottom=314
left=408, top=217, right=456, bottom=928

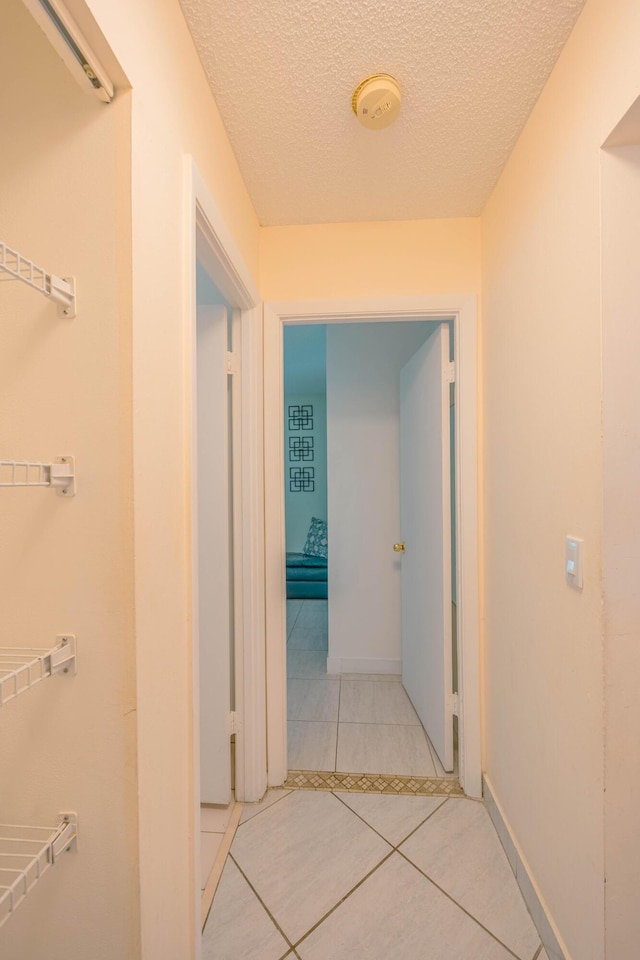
left=48, top=275, right=76, bottom=319
left=48, top=457, right=76, bottom=497
left=0, top=241, right=76, bottom=318
left=49, top=636, right=77, bottom=677
left=51, top=812, right=79, bottom=861
left=0, top=635, right=77, bottom=706
left=0, top=456, right=76, bottom=496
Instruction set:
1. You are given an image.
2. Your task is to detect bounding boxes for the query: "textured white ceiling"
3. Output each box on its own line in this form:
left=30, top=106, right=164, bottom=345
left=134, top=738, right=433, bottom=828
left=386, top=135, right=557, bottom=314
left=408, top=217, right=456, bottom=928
left=179, top=0, right=587, bottom=225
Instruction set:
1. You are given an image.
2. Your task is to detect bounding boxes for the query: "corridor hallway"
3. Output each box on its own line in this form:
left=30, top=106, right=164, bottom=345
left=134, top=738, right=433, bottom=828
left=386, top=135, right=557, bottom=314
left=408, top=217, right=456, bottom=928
left=202, top=787, right=547, bottom=959
left=286, top=599, right=459, bottom=780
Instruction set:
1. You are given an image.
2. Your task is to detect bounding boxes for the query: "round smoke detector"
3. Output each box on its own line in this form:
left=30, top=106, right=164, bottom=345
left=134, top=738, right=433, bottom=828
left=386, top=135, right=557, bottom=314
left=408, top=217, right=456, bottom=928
left=352, top=74, right=401, bottom=129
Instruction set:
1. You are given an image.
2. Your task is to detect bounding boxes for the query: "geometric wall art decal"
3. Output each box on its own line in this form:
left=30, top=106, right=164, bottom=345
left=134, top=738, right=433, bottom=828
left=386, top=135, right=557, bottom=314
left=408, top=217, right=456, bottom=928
left=288, top=404, right=314, bottom=431
left=289, top=466, right=315, bottom=492
left=289, top=436, right=315, bottom=462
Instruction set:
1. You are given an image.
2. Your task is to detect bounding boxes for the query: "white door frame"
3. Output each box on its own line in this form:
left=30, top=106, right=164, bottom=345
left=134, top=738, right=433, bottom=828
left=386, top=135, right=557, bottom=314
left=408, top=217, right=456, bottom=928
left=186, top=159, right=266, bottom=953
left=263, top=295, right=481, bottom=798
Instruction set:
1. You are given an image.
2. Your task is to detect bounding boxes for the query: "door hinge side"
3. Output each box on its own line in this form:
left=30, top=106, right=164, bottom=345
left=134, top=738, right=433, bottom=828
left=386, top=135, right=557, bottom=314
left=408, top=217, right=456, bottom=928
left=226, top=352, right=239, bottom=375
left=450, top=692, right=459, bottom=717
left=446, top=361, right=456, bottom=384
left=227, top=711, right=242, bottom=736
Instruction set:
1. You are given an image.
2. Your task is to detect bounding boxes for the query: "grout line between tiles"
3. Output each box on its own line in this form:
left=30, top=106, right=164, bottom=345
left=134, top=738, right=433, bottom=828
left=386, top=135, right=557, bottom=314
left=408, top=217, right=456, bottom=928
left=289, top=718, right=339, bottom=724
left=237, top=789, right=293, bottom=827
left=332, top=791, right=448, bottom=850
left=336, top=718, right=423, bottom=727
left=288, top=600, right=304, bottom=638
left=291, top=848, right=396, bottom=953
left=395, top=847, right=523, bottom=960
left=229, top=853, right=296, bottom=952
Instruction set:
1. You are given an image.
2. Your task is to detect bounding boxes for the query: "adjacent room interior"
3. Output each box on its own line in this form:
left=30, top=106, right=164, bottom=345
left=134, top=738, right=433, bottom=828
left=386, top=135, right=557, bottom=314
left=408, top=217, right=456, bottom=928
left=283, top=321, right=458, bottom=781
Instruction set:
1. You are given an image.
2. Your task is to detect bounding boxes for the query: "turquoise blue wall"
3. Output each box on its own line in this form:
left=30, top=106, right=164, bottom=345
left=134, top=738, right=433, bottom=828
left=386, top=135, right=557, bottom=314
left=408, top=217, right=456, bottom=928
left=284, top=327, right=327, bottom=552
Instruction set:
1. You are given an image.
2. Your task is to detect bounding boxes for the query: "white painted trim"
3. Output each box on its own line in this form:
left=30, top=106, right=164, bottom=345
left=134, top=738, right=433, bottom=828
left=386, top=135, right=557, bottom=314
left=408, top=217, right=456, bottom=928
left=483, top=775, right=568, bottom=960
left=236, top=304, right=268, bottom=803
left=326, top=657, right=402, bottom=675
left=185, top=176, right=202, bottom=960
left=185, top=158, right=263, bottom=957
left=264, top=295, right=481, bottom=797
left=191, top=165, right=259, bottom=311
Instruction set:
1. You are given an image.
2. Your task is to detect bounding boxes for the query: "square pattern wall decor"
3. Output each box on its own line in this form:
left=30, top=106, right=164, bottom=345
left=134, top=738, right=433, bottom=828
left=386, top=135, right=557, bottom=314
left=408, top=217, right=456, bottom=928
left=289, top=436, right=314, bottom=461
left=290, top=467, right=315, bottom=492
left=288, top=404, right=315, bottom=492
left=288, top=404, right=314, bottom=431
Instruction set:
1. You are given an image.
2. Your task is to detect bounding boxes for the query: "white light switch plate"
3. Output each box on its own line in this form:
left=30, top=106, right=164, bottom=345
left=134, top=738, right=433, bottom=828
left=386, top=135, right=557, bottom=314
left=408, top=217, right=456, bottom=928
left=566, top=536, right=584, bottom=589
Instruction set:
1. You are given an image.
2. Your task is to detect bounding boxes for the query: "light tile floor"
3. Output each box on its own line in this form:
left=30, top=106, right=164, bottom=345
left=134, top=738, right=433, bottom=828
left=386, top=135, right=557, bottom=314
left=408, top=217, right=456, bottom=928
left=287, top=599, right=458, bottom=777
left=203, top=788, right=545, bottom=960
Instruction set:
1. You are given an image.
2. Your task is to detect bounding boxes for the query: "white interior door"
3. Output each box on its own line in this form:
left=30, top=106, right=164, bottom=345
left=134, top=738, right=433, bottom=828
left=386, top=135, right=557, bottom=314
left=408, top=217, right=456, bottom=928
left=400, top=323, right=454, bottom=771
left=197, top=304, right=232, bottom=804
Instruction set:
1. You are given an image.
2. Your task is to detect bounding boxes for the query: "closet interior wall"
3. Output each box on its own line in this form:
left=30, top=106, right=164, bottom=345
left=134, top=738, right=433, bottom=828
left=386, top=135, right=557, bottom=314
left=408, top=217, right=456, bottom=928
left=0, top=3, right=139, bottom=959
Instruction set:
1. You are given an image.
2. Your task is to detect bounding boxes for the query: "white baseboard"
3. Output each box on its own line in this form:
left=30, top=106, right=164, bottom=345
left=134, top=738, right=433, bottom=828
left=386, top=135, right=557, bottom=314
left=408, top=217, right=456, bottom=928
left=326, top=656, right=401, bottom=676
left=483, top=775, right=569, bottom=960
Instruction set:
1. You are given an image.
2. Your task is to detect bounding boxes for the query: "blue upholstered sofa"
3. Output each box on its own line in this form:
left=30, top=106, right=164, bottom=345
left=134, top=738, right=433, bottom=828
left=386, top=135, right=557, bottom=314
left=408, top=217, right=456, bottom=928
left=285, top=552, right=328, bottom=600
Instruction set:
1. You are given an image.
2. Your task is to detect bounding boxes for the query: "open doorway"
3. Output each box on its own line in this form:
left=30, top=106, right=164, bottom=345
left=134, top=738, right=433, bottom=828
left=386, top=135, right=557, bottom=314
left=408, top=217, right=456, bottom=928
left=282, top=320, right=459, bottom=782
left=187, top=161, right=264, bottom=954
left=263, top=295, right=480, bottom=798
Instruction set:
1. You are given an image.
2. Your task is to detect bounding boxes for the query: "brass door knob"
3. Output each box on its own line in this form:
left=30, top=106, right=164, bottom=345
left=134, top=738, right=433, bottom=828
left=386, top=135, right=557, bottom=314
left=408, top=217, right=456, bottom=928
left=393, top=542, right=406, bottom=553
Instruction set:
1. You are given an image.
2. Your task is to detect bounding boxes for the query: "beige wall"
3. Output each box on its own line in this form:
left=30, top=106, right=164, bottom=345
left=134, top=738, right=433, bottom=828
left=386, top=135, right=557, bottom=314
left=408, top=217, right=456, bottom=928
left=0, top=3, right=137, bottom=958
left=8, top=0, right=639, bottom=957
left=261, top=218, right=481, bottom=300
left=481, top=0, right=640, bottom=957
left=81, top=0, right=261, bottom=957
left=601, top=141, right=640, bottom=959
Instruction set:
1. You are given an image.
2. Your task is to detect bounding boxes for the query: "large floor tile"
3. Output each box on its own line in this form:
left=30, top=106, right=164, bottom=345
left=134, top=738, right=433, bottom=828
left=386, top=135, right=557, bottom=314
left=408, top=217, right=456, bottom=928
left=287, top=600, right=303, bottom=638
left=288, top=720, right=337, bottom=770
left=296, top=599, right=328, bottom=630
left=339, top=679, right=420, bottom=725
left=287, top=649, right=328, bottom=679
left=288, top=627, right=328, bottom=652
left=297, top=852, right=516, bottom=960
left=287, top=677, right=339, bottom=721
left=288, top=601, right=328, bottom=651
left=337, top=722, right=436, bottom=776
left=240, top=788, right=291, bottom=824
left=400, top=799, right=540, bottom=959
left=202, top=858, right=290, bottom=960
left=427, top=732, right=459, bottom=778
left=335, top=792, right=446, bottom=847
left=231, top=790, right=391, bottom=944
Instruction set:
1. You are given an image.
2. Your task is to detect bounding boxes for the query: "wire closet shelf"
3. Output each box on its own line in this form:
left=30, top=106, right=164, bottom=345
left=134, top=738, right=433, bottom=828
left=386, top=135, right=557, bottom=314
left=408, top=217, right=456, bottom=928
left=1, top=238, right=80, bottom=935
left=0, top=814, right=78, bottom=928
left=0, top=241, right=76, bottom=318
left=0, top=458, right=76, bottom=496
left=0, top=637, right=76, bottom=707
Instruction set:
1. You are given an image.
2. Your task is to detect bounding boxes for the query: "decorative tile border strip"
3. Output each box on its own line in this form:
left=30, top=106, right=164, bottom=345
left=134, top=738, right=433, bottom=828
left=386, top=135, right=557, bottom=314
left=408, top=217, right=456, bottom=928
left=284, top=770, right=465, bottom=797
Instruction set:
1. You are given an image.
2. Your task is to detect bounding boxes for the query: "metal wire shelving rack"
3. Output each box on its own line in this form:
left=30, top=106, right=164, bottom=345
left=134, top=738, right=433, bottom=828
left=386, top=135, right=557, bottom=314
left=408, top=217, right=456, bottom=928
left=0, top=814, right=78, bottom=928
left=0, top=458, right=76, bottom=496
left=0, top=637, right=77, bottom=707
left=1, top=239, right=80, bottom=932
left=0, top=241, right=76, bottom=318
